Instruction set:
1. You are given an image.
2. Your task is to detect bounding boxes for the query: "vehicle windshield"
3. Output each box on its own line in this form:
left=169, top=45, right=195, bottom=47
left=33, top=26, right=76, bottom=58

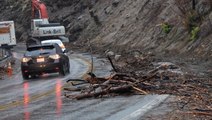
left=25, top=46, right=56, bottom=56
left=42, top=40, right=63, bottom=46
left=27, top=46, right=55, bottom=51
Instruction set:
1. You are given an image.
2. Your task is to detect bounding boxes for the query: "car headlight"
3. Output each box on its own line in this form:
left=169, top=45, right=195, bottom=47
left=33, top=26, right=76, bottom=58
left=60, top=44, right=65, bottom=49
left=22, top=57, right=31, bottom=62
left=49, top=54, right=60, bottom=59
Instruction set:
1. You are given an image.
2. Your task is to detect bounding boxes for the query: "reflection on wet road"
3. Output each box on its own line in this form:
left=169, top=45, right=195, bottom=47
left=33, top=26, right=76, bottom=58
left=23, top=82, right=30, bottom=120
left=55, top=80, right=62, bottom=116
left=22, top=79, right=63, bottom=120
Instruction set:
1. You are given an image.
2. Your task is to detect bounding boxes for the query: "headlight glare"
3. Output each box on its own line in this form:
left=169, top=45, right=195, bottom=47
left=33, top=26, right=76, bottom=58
left=60, top=44, right=65, bottom=49
left=22, top=57, right=31, bottom=62
left=49, top=54, right=60, bottom=59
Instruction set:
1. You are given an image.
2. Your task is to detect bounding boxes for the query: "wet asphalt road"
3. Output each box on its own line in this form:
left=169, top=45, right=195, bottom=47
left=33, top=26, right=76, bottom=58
left=0, top=44, right=169, bottom=120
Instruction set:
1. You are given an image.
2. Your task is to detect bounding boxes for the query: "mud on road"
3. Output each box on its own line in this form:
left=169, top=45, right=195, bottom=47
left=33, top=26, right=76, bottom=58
left=66, top=44, right=212, bottom=119
left=102, top=50, right=212, bottom=120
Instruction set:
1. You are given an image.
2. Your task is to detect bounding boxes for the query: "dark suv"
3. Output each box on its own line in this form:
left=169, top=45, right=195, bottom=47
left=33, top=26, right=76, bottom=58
left=21, top=43, right=70, bottom=79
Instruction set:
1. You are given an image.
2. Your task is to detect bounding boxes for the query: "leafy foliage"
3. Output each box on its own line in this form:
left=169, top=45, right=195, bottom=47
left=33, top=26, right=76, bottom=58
left=190, top=27, right=200, bottom=41
left=161, top=23, right=171, bottom=34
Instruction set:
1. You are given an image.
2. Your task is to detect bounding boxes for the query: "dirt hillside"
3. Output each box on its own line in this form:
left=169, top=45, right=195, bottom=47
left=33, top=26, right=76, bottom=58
left=0, top=0, right=211, bottom=59
left=0, top=0, right=212, bottom=57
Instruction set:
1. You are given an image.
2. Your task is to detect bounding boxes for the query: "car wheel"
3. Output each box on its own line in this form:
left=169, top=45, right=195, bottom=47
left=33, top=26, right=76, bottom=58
left=59, top=65, right=66, bottom=76
left=22, top=73, right=29, bottom=79
left=66, top=62, right=70, bottom=74
left=30, top=74, right=37, bottom=79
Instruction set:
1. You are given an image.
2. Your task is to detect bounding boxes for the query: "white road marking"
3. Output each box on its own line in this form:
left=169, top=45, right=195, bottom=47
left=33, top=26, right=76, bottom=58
left=121, top=95, right=169, bottom=120
left=106, top=95, right=169, bottom=120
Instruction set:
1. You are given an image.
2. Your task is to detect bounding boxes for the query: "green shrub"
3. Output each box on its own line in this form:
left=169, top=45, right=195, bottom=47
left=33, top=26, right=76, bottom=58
left=190, top=26, right=200, bottom=41
left=183, top=12, right=199, bottom=32
left=161, top=23, right=171, bottom=34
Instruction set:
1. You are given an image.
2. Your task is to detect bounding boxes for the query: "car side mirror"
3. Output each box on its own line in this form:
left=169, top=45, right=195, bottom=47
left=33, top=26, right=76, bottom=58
left=63, top=49, right=68, bottom=53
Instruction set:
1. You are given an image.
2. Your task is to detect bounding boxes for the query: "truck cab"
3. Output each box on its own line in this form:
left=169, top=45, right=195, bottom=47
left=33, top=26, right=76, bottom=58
left=31, top=19, right=65, bottom=37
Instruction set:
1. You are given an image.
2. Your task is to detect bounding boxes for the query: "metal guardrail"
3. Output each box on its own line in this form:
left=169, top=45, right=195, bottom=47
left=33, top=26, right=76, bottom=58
left=0, top=48, right=11, bottom=61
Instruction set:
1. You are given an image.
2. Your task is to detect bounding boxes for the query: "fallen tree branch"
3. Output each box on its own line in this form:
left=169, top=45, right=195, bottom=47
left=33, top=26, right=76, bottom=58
left=193, top=108, right=212, bottom=113
left=139, top=73, right=157, bottom=82
left=132, top=86, right=148, bottom=95
left=64, top=87, right=81, bottom=91
left=108, top=79, right=135, bottom=86
left=107, top=55, right=117, bottom=72
left=67, top=85, right=132, bottom=100
left=183, top=111, right=212, bottom=116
